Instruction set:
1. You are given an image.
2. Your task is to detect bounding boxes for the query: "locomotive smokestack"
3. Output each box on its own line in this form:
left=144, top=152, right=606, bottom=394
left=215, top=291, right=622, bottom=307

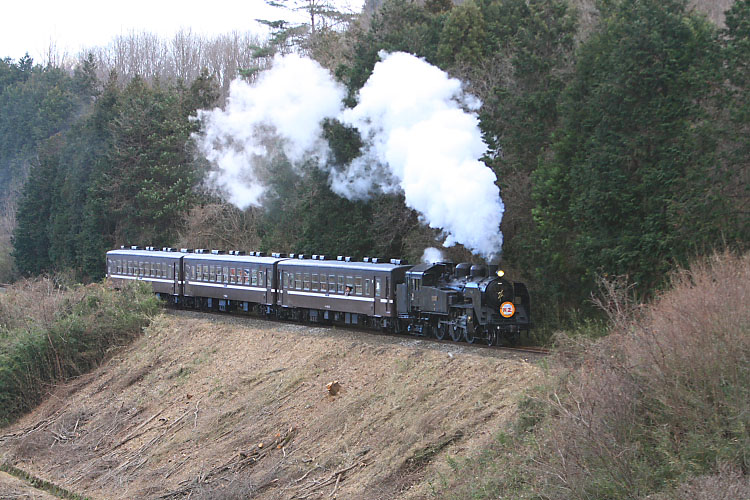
left=487, top=253, right=501, bottom=276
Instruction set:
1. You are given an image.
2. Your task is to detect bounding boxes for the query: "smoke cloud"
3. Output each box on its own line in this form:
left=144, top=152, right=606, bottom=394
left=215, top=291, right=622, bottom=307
left=335, top=51, right=503, bottom=259
left=196, top=51, right=504, bottom=259
left=195, top=54, right=346, bottom=208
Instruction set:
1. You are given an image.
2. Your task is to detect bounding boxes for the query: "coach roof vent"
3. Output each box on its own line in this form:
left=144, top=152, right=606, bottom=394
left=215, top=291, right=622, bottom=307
left=211, top=249, right=224, bottom=254
left=363, top=257, right=370, bottom=262
left=344, top=256, right=352, bottom=262
left=131, top=245, right=142, bottom=250
left=180, top=248, right=193, bottom=253
left=390, top=258, right=406, bottom=265
left=371, top=257, right=379, bottom=263
left=337, top=256, right=343, bottom=261
left=298, top=254, right=306, bottom=259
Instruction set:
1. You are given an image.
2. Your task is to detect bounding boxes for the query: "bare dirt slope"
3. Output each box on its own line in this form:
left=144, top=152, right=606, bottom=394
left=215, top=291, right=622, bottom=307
left=1, top=311, right=541, bottom=499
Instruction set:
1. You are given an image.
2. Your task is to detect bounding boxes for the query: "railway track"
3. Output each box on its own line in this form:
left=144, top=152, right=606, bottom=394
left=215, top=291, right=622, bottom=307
left=168, top=307, right=550, bottom=357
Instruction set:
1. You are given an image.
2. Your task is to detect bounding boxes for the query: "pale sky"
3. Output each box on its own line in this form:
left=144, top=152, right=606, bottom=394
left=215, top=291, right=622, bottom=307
left=1, top=0, right=363, bottom=62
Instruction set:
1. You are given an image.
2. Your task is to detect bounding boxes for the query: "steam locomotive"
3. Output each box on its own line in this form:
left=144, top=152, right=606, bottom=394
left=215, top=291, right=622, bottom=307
left=106, top=247, right=530, bottom=345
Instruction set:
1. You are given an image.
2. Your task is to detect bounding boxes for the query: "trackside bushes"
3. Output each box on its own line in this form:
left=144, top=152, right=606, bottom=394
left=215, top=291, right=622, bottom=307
left=0, top=280, right=159, bottom=426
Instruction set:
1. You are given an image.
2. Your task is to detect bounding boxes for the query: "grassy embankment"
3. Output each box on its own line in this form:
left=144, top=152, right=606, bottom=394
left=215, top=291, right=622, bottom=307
left=0, top=279, right=159, bottom=426
left=436, top=251, right=749, bottom=499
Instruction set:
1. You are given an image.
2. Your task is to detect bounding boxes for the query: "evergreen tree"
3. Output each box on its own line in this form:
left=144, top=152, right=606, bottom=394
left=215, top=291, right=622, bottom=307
left=11, top=136, right=62, bottom=274
left=721, top=0, right=750, bottom=244
left=532, top=0, right=721, bottom=303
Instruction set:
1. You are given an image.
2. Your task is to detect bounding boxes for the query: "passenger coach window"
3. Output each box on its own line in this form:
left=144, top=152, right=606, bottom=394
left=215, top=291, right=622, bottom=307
left=320, top=276, right=327, bottom=293
left=375, top=278, right=382, bottom=297
left=355, top=277, right=363, bottom=295
left=210, top=266, right=216, bottom=282
left=365, top=279, right=371, bottom=296
left=304, top=273, right=311, bottom=291
left=295, top=273, right=302, bottom=290
left=259, top=270, right=265, bottom=287
left=347, top=276, right=354, bottom=294
left=312, top=274, right=319, bottom=292
left=223, top=267, right=229, bottom=283
left=338, top=276, right=345, bottom=294
left=329, top=275, right=336, bottom=292
left=252, top=270, right=258, bottom=286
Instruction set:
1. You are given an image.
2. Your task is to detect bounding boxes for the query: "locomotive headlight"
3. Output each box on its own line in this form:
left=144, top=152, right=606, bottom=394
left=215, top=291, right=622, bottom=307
left=496, top=270, right=505, bottom=278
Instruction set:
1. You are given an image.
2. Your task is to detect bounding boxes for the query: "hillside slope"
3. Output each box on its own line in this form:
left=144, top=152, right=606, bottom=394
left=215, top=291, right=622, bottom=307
left=0, top=311, right=540, bottom=499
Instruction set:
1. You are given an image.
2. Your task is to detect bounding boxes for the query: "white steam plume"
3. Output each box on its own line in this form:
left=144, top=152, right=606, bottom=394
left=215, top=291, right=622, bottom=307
left=196, top=51, right=504, bottom=259
left=334, top=52, right=504, bottom=259
left=195, top=54, right=346, bottom=208
left=422, top=247, right=445, bottom=264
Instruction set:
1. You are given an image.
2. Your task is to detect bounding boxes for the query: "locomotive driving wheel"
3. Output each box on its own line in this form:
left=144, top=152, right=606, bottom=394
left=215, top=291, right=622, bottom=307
left=435, top=322, right=447, bottom=340
left=450, top=323, right=462, bottom=342
left=486, top=327, right=498, bottom=346
left=465, top=327, right=476, bottom=344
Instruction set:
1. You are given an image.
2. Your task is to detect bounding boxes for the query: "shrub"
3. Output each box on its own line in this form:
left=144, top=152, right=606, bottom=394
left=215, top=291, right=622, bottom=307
left=535, top=252, right=750, bottom=498
left=0, top=279, right=159, bottom=425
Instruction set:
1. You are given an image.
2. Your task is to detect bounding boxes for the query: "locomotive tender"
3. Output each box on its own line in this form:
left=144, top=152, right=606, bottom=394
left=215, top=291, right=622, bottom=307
left=106, top=246, right=530, bottom=345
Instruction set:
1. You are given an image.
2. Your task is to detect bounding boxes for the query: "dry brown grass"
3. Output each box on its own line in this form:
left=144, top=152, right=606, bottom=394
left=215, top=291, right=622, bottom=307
left=0, top=277, right=79, bottom=331
left=534, top=251, right=750, bottom=499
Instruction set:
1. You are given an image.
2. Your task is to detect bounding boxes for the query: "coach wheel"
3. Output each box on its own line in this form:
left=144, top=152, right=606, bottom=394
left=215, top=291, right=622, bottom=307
left=465, top=328, right=475, bottom=344
left=435, top=323, right=447, bottom=341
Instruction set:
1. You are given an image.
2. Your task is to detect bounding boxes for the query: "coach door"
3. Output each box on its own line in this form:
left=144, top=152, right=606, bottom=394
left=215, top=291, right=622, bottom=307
left=375, top=276, right=391, bottom=316
left=385, top=277, right=391, bottom=314
left=172, top=261, right=178, bottom=295
left=278, top=269, right=286, bottom=307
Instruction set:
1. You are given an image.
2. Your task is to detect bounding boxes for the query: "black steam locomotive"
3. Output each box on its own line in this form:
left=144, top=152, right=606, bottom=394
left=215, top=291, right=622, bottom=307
left=106, top=247, right=530, bottom=345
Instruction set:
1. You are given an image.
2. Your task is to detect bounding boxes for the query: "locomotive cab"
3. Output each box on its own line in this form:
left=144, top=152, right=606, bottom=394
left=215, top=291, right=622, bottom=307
left=397, top=262, right=457, bottom=315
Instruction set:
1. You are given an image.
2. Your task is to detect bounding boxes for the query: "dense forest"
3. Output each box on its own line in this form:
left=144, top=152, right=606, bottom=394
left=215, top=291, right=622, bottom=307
left=1, top=0, right=748, bottom=327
